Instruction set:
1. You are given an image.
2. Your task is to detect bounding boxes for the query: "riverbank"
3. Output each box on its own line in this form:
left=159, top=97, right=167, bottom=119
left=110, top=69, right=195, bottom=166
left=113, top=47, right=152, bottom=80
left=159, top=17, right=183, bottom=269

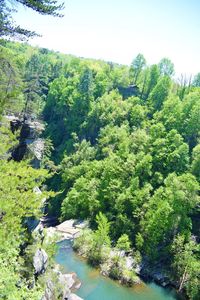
left=73, top=232, right=187, bottom=300
left=45, top=219, right=88, bottom=241
left=73, top=229, right=141, bottom=287
left=45, top=220, right=185, bottom=300
left=55, top=239, right=181, bottom=300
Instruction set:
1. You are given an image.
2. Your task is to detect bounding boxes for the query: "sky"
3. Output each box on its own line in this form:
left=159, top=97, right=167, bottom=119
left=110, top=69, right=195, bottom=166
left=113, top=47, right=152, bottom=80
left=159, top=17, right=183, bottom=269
left=14, top=0, right=200, bottom=76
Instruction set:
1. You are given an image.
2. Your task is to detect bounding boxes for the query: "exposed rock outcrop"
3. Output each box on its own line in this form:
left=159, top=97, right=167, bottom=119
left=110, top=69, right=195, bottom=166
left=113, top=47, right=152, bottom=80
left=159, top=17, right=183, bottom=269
left=33, top=248, right=48, bottom=276
left=41, top=280, right=55, bottom=300
left=41, top=266, right=83, bottom=300
left=10, top=117, right=45, bottom=166
left=139, top=262, right=172, bottom=287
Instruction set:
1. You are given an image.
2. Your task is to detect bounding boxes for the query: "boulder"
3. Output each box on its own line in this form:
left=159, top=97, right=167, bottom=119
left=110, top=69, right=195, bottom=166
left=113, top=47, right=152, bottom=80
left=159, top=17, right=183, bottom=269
left=33, top=248, right=48, bottom=275
left=58, top=272, right=81, bottom=290
left=41, top=276, right=71, bottom=300
left=59, top=273, right=75, bottom=289
left=52, top=266, right=82, bottom=299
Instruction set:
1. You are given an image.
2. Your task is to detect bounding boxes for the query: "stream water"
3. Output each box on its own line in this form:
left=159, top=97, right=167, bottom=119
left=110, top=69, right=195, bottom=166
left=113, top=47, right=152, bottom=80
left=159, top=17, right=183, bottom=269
left=55, top=240, right=181, bottom=300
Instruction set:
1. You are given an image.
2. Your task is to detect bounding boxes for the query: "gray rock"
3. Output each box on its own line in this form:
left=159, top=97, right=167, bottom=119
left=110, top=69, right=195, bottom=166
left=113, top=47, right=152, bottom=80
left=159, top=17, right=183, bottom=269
left=40, top=262, right=82, bottom=300
left=68, top=294, right=83, bottom=300
left=59, top=273, right=75, bottom=289
left=33, top=248, right=48, bottom=275
left=140, top=263, right=170, bottom=287
left=125, top=256, right=134, bottom=270
left=28, top=138, right=45, bottom=160
left=74, top=281, right=82, bottom=290
left=153, top=271, right=170, bottom=287
left=41, top=280, right=54, bottom=300
left=59, top=272, right=81, bottom=290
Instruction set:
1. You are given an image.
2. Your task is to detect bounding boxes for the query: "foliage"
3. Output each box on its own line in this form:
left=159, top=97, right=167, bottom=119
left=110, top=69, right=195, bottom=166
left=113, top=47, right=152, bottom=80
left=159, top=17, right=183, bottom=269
left=1, top=40, right=200, bottom=299
left=130, top=53, right=146, bottom=84
left=148, top=76, right=171, bottom=111
left=158, top=57, right=174, bottom=77
left=0, top=0, right=64, bottom=39
left=0, top=158, right=51, bottom=298
left=0, top=45, right=23, bottom=115
left=116, top=234, right=131, bottom=252
left=171, top=235, right=200, bottom=299
left=139, top=173, right=199, bottom=258
left=88, top=212, right=111, bottom=265
left=192, top=72, right=200, bottom=87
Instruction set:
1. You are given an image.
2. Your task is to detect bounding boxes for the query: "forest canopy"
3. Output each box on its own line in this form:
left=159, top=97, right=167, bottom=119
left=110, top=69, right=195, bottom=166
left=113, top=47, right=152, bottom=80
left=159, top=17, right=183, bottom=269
left=0, top=39, right=200, bottom=299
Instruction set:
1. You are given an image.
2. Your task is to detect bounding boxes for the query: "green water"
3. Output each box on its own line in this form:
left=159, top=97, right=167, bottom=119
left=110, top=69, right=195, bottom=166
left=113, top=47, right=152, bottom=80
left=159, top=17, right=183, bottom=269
left=55, top=240, right=181, bottom=300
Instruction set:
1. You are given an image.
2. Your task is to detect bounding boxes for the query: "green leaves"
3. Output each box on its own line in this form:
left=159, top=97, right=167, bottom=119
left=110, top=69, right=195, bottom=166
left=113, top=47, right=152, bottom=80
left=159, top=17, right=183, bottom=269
left=0, top=45, right=23, bottom=115
left=171, top=235, right=200, bottom=299
left=130, top=54, right=146, bottom=84
left=148, top=76, right=171, bottom=111
left=191, top=144, right=200, bottom=181
left=0, top=135, right=51, bottom=297
left=139, top=173, right=200, bottom=257
left=116, top=234, right=131, bottom=252
left=0, top=0, right=64, bottom=40
left=2, top=41, right=199, bottom=299
left=158, top=58, right=174, bottom=77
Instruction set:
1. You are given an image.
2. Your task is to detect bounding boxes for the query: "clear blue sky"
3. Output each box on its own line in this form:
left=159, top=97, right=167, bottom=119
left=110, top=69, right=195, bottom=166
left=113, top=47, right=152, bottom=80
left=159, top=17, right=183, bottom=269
left=14, top=0, right=200, bottom=76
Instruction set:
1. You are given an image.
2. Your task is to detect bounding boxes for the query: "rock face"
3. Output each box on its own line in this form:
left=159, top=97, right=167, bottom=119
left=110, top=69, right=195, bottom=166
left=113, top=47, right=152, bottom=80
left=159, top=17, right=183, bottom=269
left=41, top=280, right=55, bottom=300
left=10, top=117, right=45, bottom=166
left=33, top=248, right=48, bottom=275
left=56, top=220, right=88, bottom=239
left=41, top=268, right=83, bottom=300
left=11, top=141, right=27, bottom=162
left=139, top=262, right=171, bottom=287
left=28, top=138, right=45, bottom=168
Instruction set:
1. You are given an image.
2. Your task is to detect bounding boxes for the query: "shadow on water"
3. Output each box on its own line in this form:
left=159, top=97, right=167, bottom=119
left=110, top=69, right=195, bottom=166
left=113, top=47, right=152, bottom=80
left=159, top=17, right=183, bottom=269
left=55, top=239, right=183, bottom=300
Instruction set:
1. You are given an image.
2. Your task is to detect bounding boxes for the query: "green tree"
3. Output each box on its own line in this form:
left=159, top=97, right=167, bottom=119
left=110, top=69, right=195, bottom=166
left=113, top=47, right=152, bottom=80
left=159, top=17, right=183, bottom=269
left=155, top=91, right=200, bottom=148
left=181, top=91, right=200, bottom=148
left=0, top=159, right=50, bottom=298
left=192, top=72, right=200, bottom=87
left=116, top=234, right=131, bottom=252
left=0, top=45, right=23, bottom=116
left=140, top=173, right=199, bottom=258
left=89, top=212, right=111, bottom=264
left=158, top=57, right=174, bottom=77
left=61, top=176, right=100, bottom=220
left=148, top=76, right=171, bottom=111
left=0, top=0, right=64, bottom=39
left=145, top=64, right=160, bottom=99
left=24, top=52, right=55, bottom=116
left=150, top=126, right=189, bottom=176
left=130, top=54, right=146, bottom=84
left=191, top=144, right=200, bottom=181
left=171, top=235, right=200, bottom=299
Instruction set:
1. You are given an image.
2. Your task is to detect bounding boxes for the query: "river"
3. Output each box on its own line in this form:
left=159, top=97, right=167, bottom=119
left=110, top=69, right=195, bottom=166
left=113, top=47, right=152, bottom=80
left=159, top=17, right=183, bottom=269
left=55, top=240, right=182, bottom=300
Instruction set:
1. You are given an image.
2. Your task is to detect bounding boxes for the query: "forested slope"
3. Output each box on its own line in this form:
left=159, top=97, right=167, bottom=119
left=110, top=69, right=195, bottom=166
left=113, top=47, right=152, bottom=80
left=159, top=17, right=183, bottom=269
left=0, top=40, right=200, bottom=299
